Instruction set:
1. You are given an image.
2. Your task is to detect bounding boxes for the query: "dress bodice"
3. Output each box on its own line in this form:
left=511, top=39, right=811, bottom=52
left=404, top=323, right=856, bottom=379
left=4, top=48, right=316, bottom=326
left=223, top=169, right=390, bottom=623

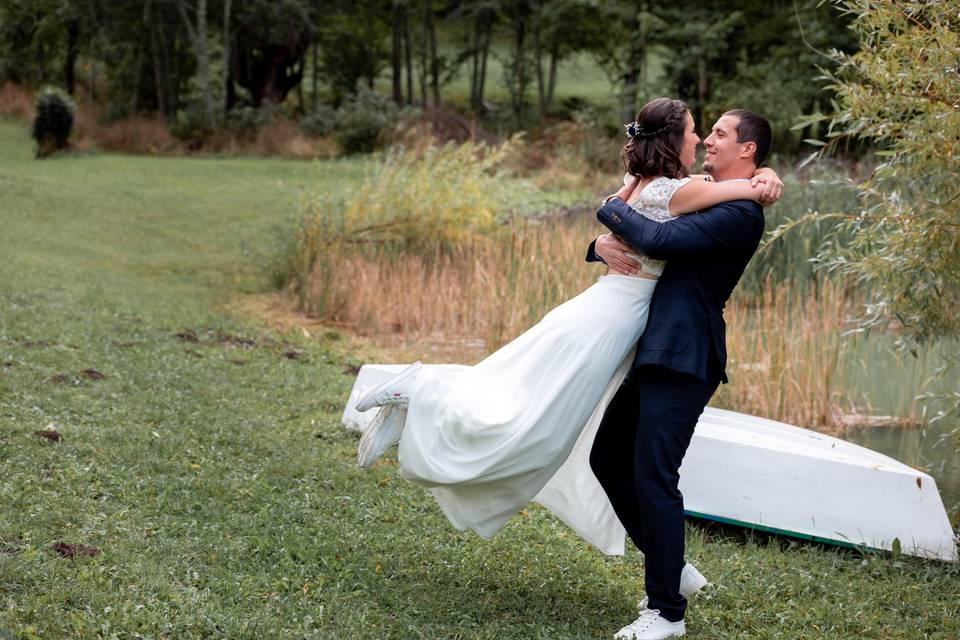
left=621, top=176, right=691, bottom=277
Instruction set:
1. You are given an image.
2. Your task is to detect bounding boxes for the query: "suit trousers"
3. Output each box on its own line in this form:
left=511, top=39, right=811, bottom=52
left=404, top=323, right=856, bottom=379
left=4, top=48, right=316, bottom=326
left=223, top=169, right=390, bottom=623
left=589, top=361, right=721, bottom=622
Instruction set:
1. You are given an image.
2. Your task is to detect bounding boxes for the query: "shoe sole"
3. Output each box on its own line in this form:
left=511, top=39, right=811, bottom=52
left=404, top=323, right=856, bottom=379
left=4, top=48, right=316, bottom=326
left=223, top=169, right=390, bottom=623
left=355, top=362, right=422, bottom=412
left=357, top=406, right=404, bottom=468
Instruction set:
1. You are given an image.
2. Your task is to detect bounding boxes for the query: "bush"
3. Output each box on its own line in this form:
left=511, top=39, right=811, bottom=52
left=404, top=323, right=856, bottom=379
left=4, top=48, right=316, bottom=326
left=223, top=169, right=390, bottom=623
left=169, top=102, right=213, bottom=146
left=31, top=86, right=75, bottom=157
left=299, top=104, right=338, bottom=138
left=334, top=85, right=398, bottom=154
left=226, top=105, right=277, bottom=142
left=287, top=137, right=547, bottom=322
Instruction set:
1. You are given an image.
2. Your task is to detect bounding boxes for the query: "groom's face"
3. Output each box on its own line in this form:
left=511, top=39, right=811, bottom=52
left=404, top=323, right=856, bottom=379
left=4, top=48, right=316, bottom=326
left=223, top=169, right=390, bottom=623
left=702, top=114, right=744, bottom=176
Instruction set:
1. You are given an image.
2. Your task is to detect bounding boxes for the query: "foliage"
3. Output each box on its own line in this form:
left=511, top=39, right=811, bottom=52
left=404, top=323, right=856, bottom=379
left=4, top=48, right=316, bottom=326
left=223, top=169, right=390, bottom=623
left=298, top=103, right=338, bottom=138
left=786, top=0, right=960, bottom=420
left=225, top=104, right=277, bottom=141
left=31, top=85, right=74, bottom=157
left=333, top=85, right=401, bottom=154
left=299, top=135, right=527, bottom=254
left=168, top=100, right=214, bottom=143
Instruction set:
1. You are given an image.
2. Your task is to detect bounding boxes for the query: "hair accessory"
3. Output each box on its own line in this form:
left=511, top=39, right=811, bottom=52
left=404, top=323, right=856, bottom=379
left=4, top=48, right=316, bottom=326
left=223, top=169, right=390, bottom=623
left=626, top=104, right=687, bottom=140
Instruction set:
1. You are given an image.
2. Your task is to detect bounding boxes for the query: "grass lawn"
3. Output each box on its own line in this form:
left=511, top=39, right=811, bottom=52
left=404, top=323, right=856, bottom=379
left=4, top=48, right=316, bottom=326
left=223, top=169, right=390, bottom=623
left=0, top=121, right=957, bottom=639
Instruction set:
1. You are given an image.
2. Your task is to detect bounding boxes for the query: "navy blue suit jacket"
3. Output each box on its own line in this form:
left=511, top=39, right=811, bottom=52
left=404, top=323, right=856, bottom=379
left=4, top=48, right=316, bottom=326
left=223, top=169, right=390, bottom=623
left=588, top=196, right=764, bottom=383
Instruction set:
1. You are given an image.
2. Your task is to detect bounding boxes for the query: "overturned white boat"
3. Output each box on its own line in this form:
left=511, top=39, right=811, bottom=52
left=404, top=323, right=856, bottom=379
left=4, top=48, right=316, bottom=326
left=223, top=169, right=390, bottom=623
left=343, top=364, right=958, bottom=562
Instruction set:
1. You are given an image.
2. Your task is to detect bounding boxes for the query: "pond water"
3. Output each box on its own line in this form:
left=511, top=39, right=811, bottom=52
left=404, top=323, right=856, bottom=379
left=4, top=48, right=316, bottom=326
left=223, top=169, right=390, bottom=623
left=841, top=338, right=959, bottom=509
left=846, top=420, right=960, bottom=509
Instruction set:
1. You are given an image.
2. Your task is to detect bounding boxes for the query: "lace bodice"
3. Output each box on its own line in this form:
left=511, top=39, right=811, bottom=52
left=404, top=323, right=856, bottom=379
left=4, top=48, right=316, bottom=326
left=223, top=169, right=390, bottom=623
left=621, top=175, right=691, bottom=277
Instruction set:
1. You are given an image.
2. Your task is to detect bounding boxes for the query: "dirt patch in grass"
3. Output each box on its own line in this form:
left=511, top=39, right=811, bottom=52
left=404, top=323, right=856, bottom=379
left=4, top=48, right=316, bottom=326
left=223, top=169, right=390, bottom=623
left=33, top=428, right=62, bottom=442
left=51, top=542, right=101, bottom=558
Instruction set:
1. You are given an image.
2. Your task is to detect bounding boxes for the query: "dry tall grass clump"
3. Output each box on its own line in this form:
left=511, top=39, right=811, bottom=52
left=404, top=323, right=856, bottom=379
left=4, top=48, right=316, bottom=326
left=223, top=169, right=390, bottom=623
left=714, top=278, right=864, bottom=432
left=92, top=116, right=175, bottom=154
left=0, top=82, right=34, bottom=120
left=295, top=215, right=598, bottom=348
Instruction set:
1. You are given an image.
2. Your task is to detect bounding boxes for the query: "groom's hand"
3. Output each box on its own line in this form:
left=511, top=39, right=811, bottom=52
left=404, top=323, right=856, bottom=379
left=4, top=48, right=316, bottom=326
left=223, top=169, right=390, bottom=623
left=751, top=167, right=784, bottom=206
left=595, top=233, right=640, bottom=275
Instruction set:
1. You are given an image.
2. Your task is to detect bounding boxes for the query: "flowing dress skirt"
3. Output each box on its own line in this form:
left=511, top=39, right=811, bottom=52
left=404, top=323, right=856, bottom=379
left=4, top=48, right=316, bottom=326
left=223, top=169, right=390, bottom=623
left=397, top=274, right=656, bottom=554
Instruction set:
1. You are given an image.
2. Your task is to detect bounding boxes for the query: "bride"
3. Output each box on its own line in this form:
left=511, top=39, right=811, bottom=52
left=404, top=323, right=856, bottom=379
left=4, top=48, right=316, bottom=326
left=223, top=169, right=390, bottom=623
left=354, top=97, right=780, bottom=546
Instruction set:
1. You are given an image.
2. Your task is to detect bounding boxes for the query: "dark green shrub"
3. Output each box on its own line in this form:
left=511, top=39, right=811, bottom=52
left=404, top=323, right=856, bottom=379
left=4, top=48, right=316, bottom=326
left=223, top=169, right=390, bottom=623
left=226, top=105, right=276, bottom=141
left=169, top=102, right=213, bottom=145
left=31, top=86, right=75, bottom=157
left=299, top=104, right=338, bottom=138
left=334, top=86, right=398, bottom=154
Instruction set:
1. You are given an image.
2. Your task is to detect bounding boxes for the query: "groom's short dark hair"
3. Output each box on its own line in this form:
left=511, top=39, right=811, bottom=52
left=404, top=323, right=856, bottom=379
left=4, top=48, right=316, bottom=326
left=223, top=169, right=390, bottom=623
left=723, top=109, right=772, bottom=167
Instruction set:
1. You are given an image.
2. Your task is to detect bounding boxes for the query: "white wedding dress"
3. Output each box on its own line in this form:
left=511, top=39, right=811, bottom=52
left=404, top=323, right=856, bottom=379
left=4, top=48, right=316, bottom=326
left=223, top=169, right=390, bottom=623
left=396, top=176, right=691, bottom=554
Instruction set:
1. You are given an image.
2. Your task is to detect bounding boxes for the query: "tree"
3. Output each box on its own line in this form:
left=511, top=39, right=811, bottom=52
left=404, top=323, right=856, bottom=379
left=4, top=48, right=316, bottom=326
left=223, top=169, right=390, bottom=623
left=176, top=0, right=214, bottom=124
left=530, top=0, right=595, bottom=118
left=230, top=0, right=313, bottom=107
left=787, top=0, right=960, bottom=419
left=583, top=0, right=667, bottom=124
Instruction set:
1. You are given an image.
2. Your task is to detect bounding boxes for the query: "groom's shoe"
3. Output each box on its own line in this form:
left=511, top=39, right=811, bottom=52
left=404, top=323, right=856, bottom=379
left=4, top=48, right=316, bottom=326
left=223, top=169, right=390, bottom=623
left=355, top=362, right=423, bottom=412
left=637, top=563, right=709, bottom=611
left=357, top=405, right=407, bottom=468
left=614, top=610, right=685, bottom=639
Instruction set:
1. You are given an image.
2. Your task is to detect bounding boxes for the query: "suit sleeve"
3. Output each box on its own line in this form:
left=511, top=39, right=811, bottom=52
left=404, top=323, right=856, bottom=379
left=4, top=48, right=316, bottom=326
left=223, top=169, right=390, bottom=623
left=596, top=197, right=763, bottom=260
left=585, top=238, right=605, bottom=263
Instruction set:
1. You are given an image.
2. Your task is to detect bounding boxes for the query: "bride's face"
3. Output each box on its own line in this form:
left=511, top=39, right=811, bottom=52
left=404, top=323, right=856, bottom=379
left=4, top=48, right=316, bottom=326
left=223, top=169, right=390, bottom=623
left=680, top=112, right=699, bottom=170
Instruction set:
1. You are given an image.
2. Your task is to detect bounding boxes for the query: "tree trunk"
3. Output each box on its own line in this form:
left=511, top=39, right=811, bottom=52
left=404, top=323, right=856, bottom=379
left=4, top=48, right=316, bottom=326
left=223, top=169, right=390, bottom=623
left=296, top=59, right=305, bottom=114
left=426, top=1, right=439, bottom=107
left=36, top=40, right=46, bottom=85
left=366, top=0, right=376, bottom=89
left=222, top=0, right=232, bottom=117
left=619, top=37, right=645, bottom=124
left=64, top=19, right=79, bottom=95
left=418, top=0, right=428, bottom=106
left=177, top=0, right=214, bottom=125
left=310, top=41, right=320, bottom=111
left=533, top=4, right=545, bottom=119
left=143, top=0, right=167, bottom=119
left=510, top=8, right=528, bottom=126
left=696, top=54, right=708, bottom=133
left=403, top=7, right=413, bottom=105
left=547, top=43, right=558, bottom=107
left=478, top=19, right=491, bottom=112
left=391, top=1, right=403, bottom=105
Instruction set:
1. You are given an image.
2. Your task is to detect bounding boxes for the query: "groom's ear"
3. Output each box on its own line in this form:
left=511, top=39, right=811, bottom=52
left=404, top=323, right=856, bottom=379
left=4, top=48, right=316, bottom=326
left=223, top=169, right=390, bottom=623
left=740, top=140, right=757, bottom=161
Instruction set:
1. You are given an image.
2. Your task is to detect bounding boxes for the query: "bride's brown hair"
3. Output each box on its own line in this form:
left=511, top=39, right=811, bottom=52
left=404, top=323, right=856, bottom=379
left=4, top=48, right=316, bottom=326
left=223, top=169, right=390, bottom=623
left=621, top=98, right=690, bottom=180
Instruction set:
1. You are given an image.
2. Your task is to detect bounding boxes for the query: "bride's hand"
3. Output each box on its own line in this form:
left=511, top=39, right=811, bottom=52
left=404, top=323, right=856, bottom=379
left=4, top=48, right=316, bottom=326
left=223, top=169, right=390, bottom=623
left=595, top=233, right=640, bottom=275
left=605, top=173, right=641, bottom=204
left=750, top=167, right=784, bottom=206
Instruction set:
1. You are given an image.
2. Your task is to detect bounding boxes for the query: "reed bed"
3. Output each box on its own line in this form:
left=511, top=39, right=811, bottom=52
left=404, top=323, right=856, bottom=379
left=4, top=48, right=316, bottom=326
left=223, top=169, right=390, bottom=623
left=287, top=147, right=916, bottom=432
left=294, top=214, right=598, bottom=349
left=716, top=278, right=866, bottom=432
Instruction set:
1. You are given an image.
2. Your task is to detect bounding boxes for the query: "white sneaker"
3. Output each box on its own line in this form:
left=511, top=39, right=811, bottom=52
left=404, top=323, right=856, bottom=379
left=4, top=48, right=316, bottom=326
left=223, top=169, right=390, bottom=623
left=354, top=362, right=423, bottom=412
left=357, top=405, right=407, bottom=468
left=614, top=609, right=685, bottom=639
left=637, top=562, right=708, bottom=611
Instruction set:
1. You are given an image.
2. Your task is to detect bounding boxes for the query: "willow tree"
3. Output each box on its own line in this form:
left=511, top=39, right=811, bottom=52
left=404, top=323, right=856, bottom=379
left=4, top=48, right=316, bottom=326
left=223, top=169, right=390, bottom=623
left=789, top=0, right=960, bottom=420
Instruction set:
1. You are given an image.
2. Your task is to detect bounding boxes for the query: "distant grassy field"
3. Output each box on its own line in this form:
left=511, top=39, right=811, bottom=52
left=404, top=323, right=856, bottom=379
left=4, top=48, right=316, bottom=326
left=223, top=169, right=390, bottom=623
left=1, top=121, right=957, bottom=639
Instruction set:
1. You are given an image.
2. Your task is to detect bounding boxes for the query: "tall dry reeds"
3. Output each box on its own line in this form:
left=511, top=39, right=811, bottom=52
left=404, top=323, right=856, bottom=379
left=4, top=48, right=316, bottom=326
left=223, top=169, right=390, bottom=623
left=714, top=278, right=864, bottom=432
left=295, top=214, right=598, bottom=349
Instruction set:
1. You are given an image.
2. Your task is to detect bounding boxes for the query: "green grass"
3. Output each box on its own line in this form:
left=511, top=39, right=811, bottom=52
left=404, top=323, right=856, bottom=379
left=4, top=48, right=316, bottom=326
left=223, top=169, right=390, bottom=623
left=0, top=120, right=958, bottom=639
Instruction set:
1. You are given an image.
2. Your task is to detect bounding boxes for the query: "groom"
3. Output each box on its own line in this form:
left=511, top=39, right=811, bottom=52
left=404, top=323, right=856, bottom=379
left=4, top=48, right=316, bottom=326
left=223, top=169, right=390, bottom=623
left=587, top=110, right=776, bottom=639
